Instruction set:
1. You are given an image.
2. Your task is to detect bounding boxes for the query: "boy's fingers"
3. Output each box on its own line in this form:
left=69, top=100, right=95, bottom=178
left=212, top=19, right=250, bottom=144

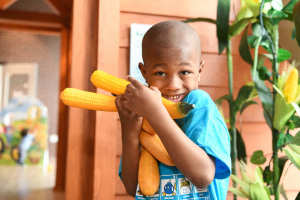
left=125, top=82, right=135, bottom=93
left=115, top=95, right=124, bottom=109
left=150, top=86, right=161, bottom=94
left=123, top=89, right=131, bottom=100
left=150, top=86, right=157, bottom=91
left=127, top=75, right=143, bottom=89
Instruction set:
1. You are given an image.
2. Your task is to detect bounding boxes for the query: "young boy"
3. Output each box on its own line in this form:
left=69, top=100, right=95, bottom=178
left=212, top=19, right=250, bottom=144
left=17, top=128, right=37, bottom=165
left=116, top=21, right=231, bottom=200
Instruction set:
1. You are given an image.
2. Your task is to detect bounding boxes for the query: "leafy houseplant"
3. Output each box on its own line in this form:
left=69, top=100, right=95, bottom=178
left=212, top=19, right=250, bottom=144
left=185, top=0, right=300, bottom=199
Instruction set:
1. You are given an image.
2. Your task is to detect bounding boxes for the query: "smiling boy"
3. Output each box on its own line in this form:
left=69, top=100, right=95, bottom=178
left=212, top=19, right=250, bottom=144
left=116, top=21, right=231, bottom=200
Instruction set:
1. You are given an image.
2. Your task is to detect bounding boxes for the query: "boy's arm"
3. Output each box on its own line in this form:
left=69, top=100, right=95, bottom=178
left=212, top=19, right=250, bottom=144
left=148, top=108, right=216, bottom=189
left=115, top=95, right=142, bottom=197
left=122, top=77, right=216, bottom=189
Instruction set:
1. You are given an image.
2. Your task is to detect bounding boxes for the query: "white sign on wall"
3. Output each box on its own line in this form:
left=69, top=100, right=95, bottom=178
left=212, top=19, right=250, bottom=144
left=130, top=23, right=152, bottom=85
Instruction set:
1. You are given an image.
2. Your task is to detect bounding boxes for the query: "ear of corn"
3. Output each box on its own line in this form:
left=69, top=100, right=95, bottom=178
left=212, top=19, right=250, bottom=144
left=142, top=119, right=156, bottom=135
left=139, top=146, right=160, bottom=196
left=60, top=88, right=117, bottom=112
left=91, top=70, right=130, bottom=95
left=140, top=130, right=174, bottom=166
left=283, top=68, right=298, bottom=104
left=91, top=70, right=195, bottom=119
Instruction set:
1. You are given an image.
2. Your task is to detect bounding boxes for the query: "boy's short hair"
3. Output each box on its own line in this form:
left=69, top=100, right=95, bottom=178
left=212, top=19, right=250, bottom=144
left=20, top=129, right=28, bottom=137
left=142, top=20, right=201, bottom=65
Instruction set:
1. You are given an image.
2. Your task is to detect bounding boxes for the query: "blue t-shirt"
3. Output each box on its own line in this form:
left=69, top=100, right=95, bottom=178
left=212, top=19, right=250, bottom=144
left=119, top=89, right=231, bottom=200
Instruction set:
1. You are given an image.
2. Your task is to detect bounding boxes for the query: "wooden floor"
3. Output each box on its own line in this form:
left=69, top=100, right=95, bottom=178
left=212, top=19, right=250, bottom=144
left=0, top=158, right=64, bottom=200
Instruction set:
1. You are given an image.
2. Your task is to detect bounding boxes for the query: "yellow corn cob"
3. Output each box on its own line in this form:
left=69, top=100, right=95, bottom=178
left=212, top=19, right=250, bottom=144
left=91, top=70, right=130, bottom=95
left=60, top=88, right=117, bottom=112
left=60, top=88, right=194, bottom=119
left=91, top=70, right=195, bottom=119
left=138, top=146, right=160, bottom=196
left=140, top=130, right=174, bottom=166
left=283, top=68, right=298, bottom=104
left=142, top=118, right=156, bottom=135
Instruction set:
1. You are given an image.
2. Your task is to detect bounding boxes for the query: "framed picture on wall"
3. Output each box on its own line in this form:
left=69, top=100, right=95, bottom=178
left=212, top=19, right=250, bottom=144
left=0, top=63, right=38, bottom=112
left=130, top=23, right=152, bottom=85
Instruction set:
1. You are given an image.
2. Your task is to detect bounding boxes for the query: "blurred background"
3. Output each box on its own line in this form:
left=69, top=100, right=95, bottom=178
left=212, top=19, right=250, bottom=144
left=0, top=0, right=299, bottom=200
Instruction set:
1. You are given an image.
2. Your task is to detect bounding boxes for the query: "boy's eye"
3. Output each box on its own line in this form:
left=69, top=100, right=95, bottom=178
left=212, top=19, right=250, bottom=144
left=155, top=71, right=166, bottom=76
left=181, top=71, right=191, bottom=75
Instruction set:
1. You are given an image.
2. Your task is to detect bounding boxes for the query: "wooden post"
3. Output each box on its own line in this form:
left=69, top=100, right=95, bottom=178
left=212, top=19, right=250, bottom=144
left=93, top=0, right=120, bottom=199
left=65, top=0, right=119, bottom=199
left=54, top=26, right=71, bottom=192
left=65, top=0, right=99, bottom=199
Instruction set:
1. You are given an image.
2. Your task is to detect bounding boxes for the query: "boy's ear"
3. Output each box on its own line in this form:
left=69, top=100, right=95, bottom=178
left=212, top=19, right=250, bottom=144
left=198, top=61, right=205, bottom=82
left=138, top=62, right=147, bottom=82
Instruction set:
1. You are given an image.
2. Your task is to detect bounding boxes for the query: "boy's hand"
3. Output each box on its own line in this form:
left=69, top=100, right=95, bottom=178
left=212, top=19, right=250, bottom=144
left=115, top=94, right=142, bottom=139
left=122, top=76, right=164, bottom=120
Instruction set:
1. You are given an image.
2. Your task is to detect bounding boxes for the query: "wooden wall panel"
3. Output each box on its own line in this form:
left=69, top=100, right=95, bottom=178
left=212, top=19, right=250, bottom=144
left=120, top=12, right=242, bottom=55
left=93, top=0, right=120, bottom=199
left=54, top=26, right=71, bottom=192
left=65, top=0, right=98, bottom=199
left=120, top=0, right=240, bottom=21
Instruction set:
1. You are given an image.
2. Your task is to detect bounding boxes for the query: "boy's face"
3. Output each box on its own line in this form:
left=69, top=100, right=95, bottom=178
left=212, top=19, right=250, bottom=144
left=139, top=45, right=204, bottom=103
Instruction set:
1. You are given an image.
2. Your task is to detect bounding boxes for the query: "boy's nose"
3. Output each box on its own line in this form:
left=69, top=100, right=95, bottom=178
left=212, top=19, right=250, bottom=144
left=166, top=77, right=181, bottom=91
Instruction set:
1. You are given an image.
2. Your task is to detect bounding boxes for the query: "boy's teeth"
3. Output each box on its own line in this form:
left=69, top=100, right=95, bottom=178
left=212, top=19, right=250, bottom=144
left=168, top=95, right=179, bottom=99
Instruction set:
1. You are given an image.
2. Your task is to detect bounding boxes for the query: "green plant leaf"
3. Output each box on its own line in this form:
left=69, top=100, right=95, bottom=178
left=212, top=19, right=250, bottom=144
left=263, top=17, right=277, bottom=36
left=288, top=144, right=300, bottom=155
left=214, top=95, right=230, bottom=107
left=286, top=12, right=295, bottom=21
left=250, top=150, right=267, bottom=165
left=217, top=0, right=230, bottom=54
left=236, top=5, right=254, bottom=21
left=248, top=35, right=258, bottom=48
left=182, top=18, right=216, bottom=24
left=291, top=131, right=300, bottom=145
left=239, top=25, right=253, bottom=65
left=233, top=85, right=256, bottom=114
left=293, top=1, right=300, bottom=47
left=244, top=0, right=261, bottom=16
left=257, top=55, right=266, bottom=69
left=231, top=174, right=249, bottom=188
left=283, top=148, right=300, bottom=169
left=248, top=35, right=272, bottom=53
left=280, top=184, right=288, bottom=200
left=296, top=191, right=300, bottom=200
left=263, top=166, right=273, bottom=184
left=228, top=187, right=249, bottom=198
left=229, top=18, right=251, bottom=38
left=253, top=75, right=273, bottom=128
left=277, top=130, right=287, bottom=148
left=293, top=116, right=300, bottom=128
left=236, top=128, right=247, bottom=163
left=251, top=23, right=271, bottom=47
left=282, top=0, right=299, bottom=14
left=258, top=66, right=272, bottom=81
left=271, top=0, right=284, bottom=11
left=267, top=8, right=288, bottom=25
left=277, top=48, right=292, bottom=63
left=286, top=132, right=294, bottom=143
left=291, top=102, right=300, bottom=116
left=240, top=100, right=259, bottom=114
left=277, top=131, right=294, bottom=149
left=250, top=180, right=270, bottom=200
left=288, top=121, right=295, bottom=130
left=292, top=26, right=296, bottom=40
left=278, top=156, right=289, bottom=184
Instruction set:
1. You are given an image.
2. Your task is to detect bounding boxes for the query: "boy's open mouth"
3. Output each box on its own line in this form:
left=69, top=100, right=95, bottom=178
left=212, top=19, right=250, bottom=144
left=162, top=94, right=184, bottom=103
